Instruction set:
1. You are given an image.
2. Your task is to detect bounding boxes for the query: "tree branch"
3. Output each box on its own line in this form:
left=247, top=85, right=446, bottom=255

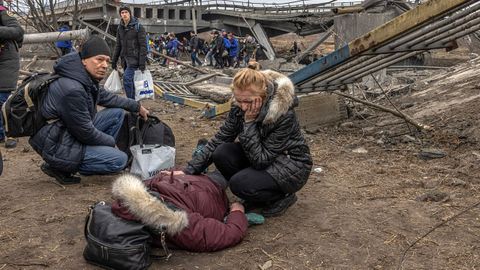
left=332, top=90, right=432, bottom=131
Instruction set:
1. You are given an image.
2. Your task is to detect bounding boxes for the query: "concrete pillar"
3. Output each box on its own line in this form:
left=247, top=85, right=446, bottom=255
left=23, top=29, right=90, bottom=44
left=252, top=23, right=275, bottom=61
left=333, top=12, right=395, bottom=49
left=333, top=12, right=396, bottom=88
left=102, top=0, right=107, bottom=19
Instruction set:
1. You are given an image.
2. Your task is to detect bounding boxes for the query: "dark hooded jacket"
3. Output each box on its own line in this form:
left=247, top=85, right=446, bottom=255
left=214, top=34, right=224, bottom=53
left=0, top=7, right=24, bottom=92
left=112, top=17, right=147, bottom=70
left=111, top=174, right=248, bottom=252
left=29, top=53, right=140, bottom=172
left=185, top=70, right=313, bottom=194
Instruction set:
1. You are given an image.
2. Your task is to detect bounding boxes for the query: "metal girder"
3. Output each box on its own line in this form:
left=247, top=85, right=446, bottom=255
left=288, top=45, right=350, bottom=87
left=372, top=7, right=480, bottom=54
left=347, top=0, right=472, bottom=56
left=289, top=0, right=478, bottom=93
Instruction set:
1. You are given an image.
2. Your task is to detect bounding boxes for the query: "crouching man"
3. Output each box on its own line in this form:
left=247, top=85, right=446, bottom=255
left=30, top=36, right=149, bottom=184
left=111, top=171, right=248, bottom=252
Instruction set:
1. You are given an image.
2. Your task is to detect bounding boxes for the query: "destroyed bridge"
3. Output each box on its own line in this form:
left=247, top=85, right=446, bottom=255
left=53, top=0, right=369, bottom=59
left=28, top=0, right=479, bottom=127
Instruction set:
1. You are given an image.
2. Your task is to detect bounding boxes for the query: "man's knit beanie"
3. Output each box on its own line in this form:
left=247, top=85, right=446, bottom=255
left=80, top=35, right=111, bottom=59
left=119, top=5, right=131, bottom=15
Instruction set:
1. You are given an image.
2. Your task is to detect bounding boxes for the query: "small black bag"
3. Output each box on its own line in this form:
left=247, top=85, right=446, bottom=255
left=84, top=201, right=154, bottom=270
left=116, top=113, right=175, bottom=165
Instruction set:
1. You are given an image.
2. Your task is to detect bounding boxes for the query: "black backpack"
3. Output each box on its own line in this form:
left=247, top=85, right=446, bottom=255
left=116, top=113, right=175, bottom=165
left=1, top=72, right=60, bottom=137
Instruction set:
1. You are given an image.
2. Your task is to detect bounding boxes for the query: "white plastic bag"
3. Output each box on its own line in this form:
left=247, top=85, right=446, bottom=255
left=104, top=70, right=123, bottom=94
left=130, top=145, right=175, bottom=180
left=134, top=69, right=155, bottom=101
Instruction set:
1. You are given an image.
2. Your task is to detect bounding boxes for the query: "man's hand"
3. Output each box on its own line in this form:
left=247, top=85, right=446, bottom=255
left=244, top=97, right=262, bottom=123
left=139, top=105, right=149, bottom=120
left=230, top=202, right=245, bottom=213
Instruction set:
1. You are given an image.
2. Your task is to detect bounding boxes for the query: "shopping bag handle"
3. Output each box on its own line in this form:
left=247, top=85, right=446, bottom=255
left=135, top=114, right=155, bottom=148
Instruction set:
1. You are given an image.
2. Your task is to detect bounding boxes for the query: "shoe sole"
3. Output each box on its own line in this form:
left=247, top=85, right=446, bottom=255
left=262, top=195, right=298, bottom=218
left=41, top=166, right=81, bottom=185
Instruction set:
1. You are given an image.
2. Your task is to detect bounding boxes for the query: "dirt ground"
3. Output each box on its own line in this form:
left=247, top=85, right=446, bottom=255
left=2, top=54, right=480, bottom=270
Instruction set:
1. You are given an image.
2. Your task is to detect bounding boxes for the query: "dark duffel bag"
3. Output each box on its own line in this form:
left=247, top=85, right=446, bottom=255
left=83, top=201, right=154, bottom=270
left=116, top=113, right=175, bottom=165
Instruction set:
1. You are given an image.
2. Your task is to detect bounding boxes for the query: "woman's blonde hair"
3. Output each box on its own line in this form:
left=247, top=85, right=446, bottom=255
left=232, top=61, right=268, bottom=97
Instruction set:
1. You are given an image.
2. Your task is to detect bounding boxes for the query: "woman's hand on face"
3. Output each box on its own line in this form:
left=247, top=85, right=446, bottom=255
left=244, top=97, right=262, bottom=123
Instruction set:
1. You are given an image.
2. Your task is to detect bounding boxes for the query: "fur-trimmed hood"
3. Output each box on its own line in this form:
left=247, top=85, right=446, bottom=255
left=260, top=70, right=297, bottom=125
left=112, top=174, right=188, bottom=235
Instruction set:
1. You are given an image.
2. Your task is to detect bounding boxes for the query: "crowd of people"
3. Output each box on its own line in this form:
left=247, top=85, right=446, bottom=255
left=147, top=29, right=261, bottom=69
left=0, top=2, right=312, bottom=257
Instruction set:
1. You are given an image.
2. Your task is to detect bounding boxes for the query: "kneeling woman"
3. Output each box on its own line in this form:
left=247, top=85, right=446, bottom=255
left=185, top=64, right=313, bottom=217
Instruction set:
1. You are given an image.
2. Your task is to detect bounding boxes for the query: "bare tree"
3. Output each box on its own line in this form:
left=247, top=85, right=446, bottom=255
left=9, top=0, right=81, bottom=55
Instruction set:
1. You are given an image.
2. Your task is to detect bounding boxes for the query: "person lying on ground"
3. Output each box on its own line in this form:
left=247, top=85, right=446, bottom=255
left=30, top=36, right=149, bottom=185
left=111, top=171, right=249, bottom=252
left=184, top=62, right=313, bottom=217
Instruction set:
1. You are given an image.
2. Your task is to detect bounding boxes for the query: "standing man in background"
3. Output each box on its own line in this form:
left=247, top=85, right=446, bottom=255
left=0, top=0, right=24, bottom=148
left=213, top=30, right=224, bottom=69
left=112, top=5, right=147, bottom=100
left=189, top=31, right=202, bottom=67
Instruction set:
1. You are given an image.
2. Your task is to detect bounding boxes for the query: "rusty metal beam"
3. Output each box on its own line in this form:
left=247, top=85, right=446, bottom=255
left=348, top=0, right=472, bottom=56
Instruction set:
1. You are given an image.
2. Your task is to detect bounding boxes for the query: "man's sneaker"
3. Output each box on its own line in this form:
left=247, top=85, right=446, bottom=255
left=41, top=163, right=81, bottom=185
left=261, top=193, right=297, bottom=217
left=242, top=200, right=266, bottom=213
left=4, top=138, right=17, bottom=149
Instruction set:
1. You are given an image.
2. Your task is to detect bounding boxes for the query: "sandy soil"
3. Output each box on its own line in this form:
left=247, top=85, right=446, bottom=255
left=1, top=56, right=480, bottom=270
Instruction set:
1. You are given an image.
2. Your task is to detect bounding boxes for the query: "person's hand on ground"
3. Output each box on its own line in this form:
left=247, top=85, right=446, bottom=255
left=160, top=170, right=185, bottom=176
left=139, top=105, right=149, bottom=120
left=244, top=97, right=262, bottom=123
left=230, top=202, right=245, bottom=213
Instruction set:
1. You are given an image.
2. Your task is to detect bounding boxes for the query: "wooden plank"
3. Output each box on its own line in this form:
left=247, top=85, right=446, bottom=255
left=154, top=83, right=231, bottom=118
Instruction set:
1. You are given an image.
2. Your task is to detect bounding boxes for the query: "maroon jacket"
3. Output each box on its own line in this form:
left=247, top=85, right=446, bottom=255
left=111, top=173, right=248, bottom=252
